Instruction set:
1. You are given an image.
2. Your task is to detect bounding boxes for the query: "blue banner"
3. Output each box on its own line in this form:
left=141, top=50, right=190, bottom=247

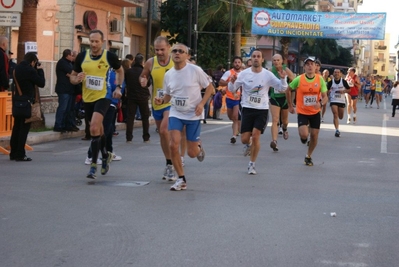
left=251, top=8, right=386, bottom=40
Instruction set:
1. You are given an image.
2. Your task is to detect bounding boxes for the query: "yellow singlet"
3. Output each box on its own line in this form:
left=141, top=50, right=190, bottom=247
left=151, top=56, right=174, bottom=110
left=81, top=50, right=109, bottom=103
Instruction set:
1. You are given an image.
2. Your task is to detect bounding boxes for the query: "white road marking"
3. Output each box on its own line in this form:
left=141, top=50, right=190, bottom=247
left=381, top=114, right=388, bottom=153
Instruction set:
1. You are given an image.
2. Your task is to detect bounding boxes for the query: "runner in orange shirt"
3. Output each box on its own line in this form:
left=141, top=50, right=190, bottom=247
left=219, top=56, right=243, bottom=144
left=286, top=57, right=328, bottom=166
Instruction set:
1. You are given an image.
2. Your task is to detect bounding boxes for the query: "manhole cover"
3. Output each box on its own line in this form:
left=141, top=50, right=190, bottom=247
left=87, top=181, right=150, bottom=187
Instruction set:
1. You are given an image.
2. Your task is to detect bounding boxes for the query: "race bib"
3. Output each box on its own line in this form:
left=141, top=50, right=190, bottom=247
left=172, top=96, right=190, bottom=112
left=303, top=95, right=317, bottom=106
left=248, top=94, right=262, bottom=107
left=86, top=76, right=104, bottom=91
left=156, top=88, right=164, bottom=98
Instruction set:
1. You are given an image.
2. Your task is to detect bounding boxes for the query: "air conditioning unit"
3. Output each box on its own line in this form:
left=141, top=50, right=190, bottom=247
left=110, top=20, right=122, bottom=33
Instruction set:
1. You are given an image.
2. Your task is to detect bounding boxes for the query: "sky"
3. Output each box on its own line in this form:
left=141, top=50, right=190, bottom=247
left=357, top=0, right=397, bottom=51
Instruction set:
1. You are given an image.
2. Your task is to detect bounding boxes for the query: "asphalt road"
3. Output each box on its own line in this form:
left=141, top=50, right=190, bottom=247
left=1, top=97, right=398, bottom=267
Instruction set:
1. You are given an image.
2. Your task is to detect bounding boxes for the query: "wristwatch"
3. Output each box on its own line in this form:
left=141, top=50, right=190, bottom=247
left=116, top=84, right=122, bottom=89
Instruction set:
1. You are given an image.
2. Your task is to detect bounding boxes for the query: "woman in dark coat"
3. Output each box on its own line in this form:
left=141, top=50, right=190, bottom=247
left=10, top=52, right=45, bottom=161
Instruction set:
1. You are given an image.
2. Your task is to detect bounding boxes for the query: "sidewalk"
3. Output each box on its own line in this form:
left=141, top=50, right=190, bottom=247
left=0, top=112, right=155, bottom=149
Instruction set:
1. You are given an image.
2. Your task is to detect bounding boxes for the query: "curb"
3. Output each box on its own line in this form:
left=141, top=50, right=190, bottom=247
left=0, top=118, right=155, bottom=149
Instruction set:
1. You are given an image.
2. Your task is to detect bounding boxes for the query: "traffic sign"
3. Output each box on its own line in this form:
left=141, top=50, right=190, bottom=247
left=0, top=0, right=23, bottom=13
left=0, top=12, right=20, bottom=26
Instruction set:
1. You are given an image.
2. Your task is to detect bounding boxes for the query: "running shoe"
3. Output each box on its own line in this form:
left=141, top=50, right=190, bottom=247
left=270, top=140, right=278, bottom=152
left=365, top=104, right=368, bottom=108
left=243, top=144, right=251, bottom=157
left=335, top=130, right=340, bottom=137
left=353, top=117, right=357, bottom=124
left=347, top=118, right=351, bottom=124
left=197, top=142, right=205, bottom=162
left=230, top=136, right=236, bottom=144
left=85, top=157, right=101, bottom=165
left=101, top=152, right=113, bottom=175
left=278, top=127, right=283, bottom=135
left=165, top=164, right=176, bottom=181
left=86, top=163, right=97, bottom=179
left=112, top=153, right=122, bottom=161
left=248, top=163, right=257, bottom=175
left=304, top=156, right=313, bottom=166
left=321, top=117, right=324, bottom=122
left=181, top=156, right=185, bottom=167
left=283, top=129, right=289, bottom=140
left=170, top=178, right=187, bottom=191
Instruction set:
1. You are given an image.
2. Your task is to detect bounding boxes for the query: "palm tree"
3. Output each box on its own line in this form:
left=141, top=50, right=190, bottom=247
left=301, top=38, right=340, bottom=63
left=198, top=0, right=277, bottom=57
left=278, top=0, right=316, bottom=64
left=17, top=0, right=38, bottom=63
left=17, top=0, right=45, bottom=129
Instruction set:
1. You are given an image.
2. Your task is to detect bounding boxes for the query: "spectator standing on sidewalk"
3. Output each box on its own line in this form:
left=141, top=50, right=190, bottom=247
left=125, top=54, right=151, bottom=143
left=54, top=49, right=79, bottom=132
left=391, top=81, right=399, bottom=117
left=0, top=36, right=10, bottom=92
left=10, top=52, right=45, bottom=161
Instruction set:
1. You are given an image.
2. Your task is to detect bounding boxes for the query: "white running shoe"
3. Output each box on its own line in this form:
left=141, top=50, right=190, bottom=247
left=170, top=178, right=187, bottom=191
left=112, top=153, right=122, bottom=161
left=347, top=118, right=351, bottom=124
left=85, top=157, right=101, bottom=165
left=243, top=144, right=251, bottom=157
left=162, top=164, right=176, bottom=181
left=197, top=142, right=205, bottom=162
left=181, top=156, right=185, bottom=167
left=248, top=163, right=257, bottom=175
left=278, top=127, right=283, bottom=135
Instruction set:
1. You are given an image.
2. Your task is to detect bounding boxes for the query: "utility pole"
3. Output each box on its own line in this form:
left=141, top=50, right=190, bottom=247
left=227, top=0, right=233, bottom=69
left=187, top=0, right=192, bottom=49
left=193, top=0, right=198, bottom=61
left=145, top=0, right=153, bottom=61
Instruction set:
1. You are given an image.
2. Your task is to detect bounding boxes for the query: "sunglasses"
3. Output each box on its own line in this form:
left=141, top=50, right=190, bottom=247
left=171, top=49, right=186, bottom=54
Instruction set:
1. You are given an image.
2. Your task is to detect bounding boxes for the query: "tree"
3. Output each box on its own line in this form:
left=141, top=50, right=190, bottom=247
left=17, top=0, right=45, bottom=129
left=198, top=0, right=277, bottom=58
left=159, top=0, right=230, bottom=68
left=301, top=39, right=340, bottom=63
left=277, top=0, right=316, bottom=64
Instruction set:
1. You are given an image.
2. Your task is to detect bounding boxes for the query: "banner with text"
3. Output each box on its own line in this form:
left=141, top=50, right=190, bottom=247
left=251, top=8, right=386, bottom=40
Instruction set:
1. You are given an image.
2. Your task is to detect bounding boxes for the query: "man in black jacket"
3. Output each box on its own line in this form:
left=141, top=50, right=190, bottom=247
left=125, top=54, right=151, bottom=142
left=0, top=36, right=10, bottom=92
left=10, top=52, right=45, bottom=161
left=54, top=49, right=78, bottom=132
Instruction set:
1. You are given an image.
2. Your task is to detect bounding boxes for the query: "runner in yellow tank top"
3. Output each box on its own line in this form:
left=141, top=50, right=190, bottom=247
left=70, top=30, right=124, bottom=179
left=140, top=36, right=177, bottom=181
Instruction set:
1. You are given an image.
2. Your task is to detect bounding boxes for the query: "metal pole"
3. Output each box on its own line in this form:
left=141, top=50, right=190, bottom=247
left=145, top=0, right=153, bottom=60
left=187, top=0, right=192, bottom=48
left=227, top=0, right=233, bottom=69
left=193, top=0, right=198, bottom=61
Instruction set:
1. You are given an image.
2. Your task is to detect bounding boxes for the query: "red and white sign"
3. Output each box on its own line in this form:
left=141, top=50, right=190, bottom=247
left=287, top=54, right=296, bottom=64
left=0, top=0, right=23, bottom=13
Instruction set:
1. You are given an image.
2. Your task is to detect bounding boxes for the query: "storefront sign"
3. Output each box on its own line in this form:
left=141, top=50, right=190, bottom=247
left=84, top=11, right=98, bottom=30
left=25, top=42, right=37, bottom=53
left=251, top=8, right=386, bottom=40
